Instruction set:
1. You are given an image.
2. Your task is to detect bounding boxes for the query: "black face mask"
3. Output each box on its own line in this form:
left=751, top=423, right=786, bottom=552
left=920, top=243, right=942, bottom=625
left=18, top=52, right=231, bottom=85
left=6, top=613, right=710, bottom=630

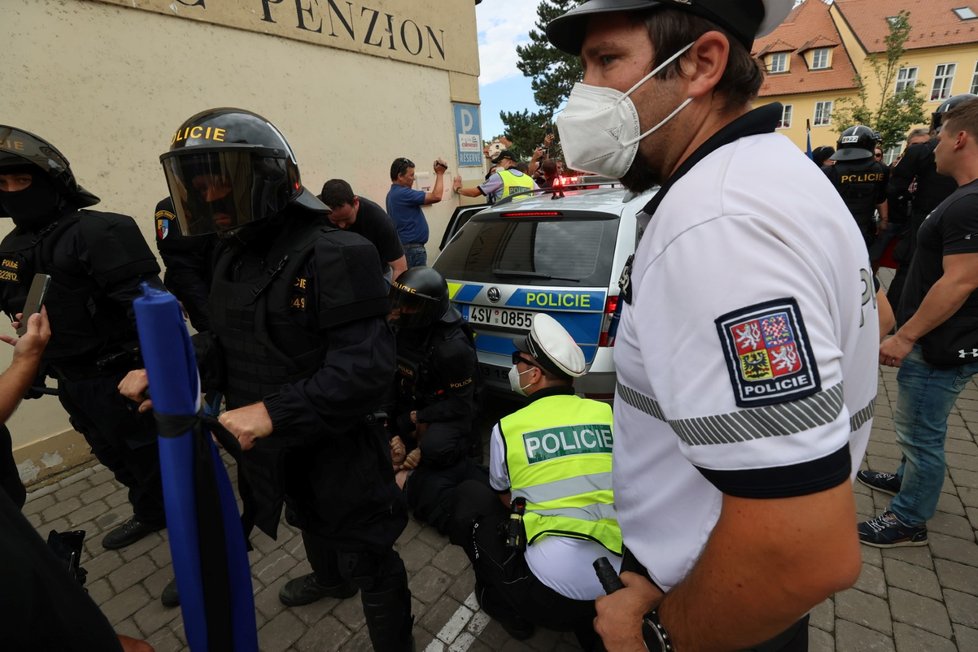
left=0, top=174, right=62, bottom=230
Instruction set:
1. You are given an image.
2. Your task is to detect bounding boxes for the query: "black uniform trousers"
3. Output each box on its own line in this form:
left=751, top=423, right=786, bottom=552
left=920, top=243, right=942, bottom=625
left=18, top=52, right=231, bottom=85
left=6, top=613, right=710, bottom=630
left=449, top=479, right=601, bottom=649
left=0, top=425, right=26, bottom=508
left=57, top=372, right=165, bottom=526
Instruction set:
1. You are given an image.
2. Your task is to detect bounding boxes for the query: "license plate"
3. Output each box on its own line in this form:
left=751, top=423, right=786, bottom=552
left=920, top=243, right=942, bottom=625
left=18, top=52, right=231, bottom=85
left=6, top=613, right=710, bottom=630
left=468, top=306, right=533, bottom=330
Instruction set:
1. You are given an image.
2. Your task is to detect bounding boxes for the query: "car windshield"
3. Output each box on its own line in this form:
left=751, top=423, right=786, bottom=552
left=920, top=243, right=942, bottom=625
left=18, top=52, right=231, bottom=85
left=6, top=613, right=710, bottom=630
left=434, top=213, right=619, bottom=288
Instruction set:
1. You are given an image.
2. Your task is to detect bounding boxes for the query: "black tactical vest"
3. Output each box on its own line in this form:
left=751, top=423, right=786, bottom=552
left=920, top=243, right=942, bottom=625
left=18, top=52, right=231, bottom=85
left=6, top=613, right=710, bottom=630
left=0, top=213, right=135, bottom=362
left=208, top=219, right=330, bottom=407
left=829, top=159, right=887, bottom=224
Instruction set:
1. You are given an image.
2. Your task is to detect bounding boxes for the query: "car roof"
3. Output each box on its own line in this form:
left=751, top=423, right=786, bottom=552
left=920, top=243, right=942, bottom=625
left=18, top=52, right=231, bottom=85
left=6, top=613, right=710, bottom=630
left=480, top=186, right=651, bottom=216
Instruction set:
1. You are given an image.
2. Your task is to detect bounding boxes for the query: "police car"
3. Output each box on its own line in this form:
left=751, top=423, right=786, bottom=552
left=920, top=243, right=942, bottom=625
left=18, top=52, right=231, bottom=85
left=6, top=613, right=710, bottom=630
left=433, top=179, right=653, bottom=400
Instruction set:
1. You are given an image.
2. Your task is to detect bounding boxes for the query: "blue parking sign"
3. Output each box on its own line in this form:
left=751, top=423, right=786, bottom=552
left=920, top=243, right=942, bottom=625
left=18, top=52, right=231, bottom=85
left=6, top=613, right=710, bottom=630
left=453, top=103, right=483, bottom=167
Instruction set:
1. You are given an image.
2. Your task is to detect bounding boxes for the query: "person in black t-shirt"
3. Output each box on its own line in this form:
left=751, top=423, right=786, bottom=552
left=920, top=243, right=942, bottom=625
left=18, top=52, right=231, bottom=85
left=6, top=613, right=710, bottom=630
left=858, top=98, right=978, bottom=549
left=320, top=179, right=407, bottom=280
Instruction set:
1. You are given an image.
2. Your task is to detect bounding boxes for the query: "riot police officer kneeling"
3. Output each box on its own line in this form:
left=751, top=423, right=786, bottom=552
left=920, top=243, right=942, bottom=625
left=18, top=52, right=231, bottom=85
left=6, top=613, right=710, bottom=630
left=122, top=108, right=414, bottom=651
left=387, top=267, right=484, bottom=534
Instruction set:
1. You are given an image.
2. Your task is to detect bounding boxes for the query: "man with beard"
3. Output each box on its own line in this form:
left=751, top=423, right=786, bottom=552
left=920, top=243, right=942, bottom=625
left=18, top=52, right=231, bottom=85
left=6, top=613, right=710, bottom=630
left=546, top=1, right=878, bottom=650
left=0, top=126, right=167, bottom=551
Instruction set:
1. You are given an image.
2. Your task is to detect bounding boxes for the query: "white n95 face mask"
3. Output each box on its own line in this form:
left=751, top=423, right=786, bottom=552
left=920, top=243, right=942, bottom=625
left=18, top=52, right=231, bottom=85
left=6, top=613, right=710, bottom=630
left=556, top=42, right=695, bottom=179
left=508, top=365, right=533, bottom=397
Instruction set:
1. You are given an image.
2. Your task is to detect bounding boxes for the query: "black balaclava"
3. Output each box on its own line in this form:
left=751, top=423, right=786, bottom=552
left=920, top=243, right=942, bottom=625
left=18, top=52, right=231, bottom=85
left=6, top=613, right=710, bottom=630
left=0, top=165, right=63, bottom=231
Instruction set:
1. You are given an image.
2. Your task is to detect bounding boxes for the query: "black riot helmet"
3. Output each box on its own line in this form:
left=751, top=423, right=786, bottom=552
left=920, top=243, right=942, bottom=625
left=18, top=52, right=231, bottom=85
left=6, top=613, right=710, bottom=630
left=389, top=267, right=461, bottom=329
left=0, top=125, right=100, bottom=217
left=932, top=94, right=978, bottom=132
left=159, top=108, right=326, bottom=237
left=830, top=125, right=877, bottom=162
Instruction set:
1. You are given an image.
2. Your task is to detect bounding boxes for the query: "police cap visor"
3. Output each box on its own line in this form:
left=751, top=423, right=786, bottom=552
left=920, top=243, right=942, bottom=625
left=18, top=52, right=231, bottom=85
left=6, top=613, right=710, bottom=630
left=545, top=0, right=789, bottom=54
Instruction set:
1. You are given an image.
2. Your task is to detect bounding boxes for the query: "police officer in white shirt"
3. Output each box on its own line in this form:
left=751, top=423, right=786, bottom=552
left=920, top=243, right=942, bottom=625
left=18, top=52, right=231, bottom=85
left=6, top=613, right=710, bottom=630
left=449, top=314, right=620, bottom=648
left=547, top=1, right=878, bottom=650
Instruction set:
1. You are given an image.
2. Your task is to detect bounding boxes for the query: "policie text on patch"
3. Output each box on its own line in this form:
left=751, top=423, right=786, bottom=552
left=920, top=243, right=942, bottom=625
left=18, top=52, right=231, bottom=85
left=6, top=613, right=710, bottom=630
left=523, top=424, right=613, bottom=464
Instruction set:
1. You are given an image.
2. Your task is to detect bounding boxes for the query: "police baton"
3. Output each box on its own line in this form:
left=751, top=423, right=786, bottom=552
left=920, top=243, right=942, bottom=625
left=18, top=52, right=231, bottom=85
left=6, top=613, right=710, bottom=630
left=593, top=556, right=624, bottom=594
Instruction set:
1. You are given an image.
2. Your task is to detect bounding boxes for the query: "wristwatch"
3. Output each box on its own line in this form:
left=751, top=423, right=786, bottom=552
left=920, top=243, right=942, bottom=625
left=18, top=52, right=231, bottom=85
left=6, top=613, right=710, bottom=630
left=641, top=608, right=674, bottom=652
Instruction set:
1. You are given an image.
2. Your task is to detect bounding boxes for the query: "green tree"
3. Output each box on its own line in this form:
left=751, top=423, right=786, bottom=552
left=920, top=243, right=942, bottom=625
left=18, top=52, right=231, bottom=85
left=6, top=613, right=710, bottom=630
left=499, top=0, right=583, bottom=159
left=832, top=11, right=926, bottom=149
left=497, top=109, right=552, bottom=160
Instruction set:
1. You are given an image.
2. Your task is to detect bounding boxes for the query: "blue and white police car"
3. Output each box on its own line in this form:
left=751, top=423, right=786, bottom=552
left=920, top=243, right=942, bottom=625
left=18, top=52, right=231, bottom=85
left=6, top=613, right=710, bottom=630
left=434, top=179, right=654, bottom=400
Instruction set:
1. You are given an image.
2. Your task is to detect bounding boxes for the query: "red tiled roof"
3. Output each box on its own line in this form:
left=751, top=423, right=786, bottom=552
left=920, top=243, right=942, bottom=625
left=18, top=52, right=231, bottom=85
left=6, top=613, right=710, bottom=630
left=757, top=38, right=798, bottom=56
left=835, top=0, right=978, bottom=53
left=753, top=0, right=859, bottom=97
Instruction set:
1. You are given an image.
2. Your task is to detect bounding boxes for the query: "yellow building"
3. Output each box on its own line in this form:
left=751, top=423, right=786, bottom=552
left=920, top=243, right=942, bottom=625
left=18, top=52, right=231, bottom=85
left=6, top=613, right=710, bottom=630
left=3, top=0, right=482, bottom=484
left=753, top=0, right=978, bottom=160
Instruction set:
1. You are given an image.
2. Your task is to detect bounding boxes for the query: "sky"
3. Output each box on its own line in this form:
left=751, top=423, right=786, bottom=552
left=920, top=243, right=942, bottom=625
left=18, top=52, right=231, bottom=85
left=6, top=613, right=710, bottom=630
left=475, top=0, right=546, bottom=139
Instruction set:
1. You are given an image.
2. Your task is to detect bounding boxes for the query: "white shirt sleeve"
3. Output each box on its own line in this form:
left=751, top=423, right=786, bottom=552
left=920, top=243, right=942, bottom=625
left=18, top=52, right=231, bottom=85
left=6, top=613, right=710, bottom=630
left=488, top=422, right=510, bottom=491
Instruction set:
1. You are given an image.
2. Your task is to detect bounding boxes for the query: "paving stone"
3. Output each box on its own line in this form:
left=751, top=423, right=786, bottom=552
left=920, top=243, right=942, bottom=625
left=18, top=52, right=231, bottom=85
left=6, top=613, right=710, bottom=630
left=295, top=614, right=351, bottom=651
left=67, top=499, right=109, bottom=528
left=85, top=550, right=124, bottom=583
left=860, top=544, right=883, bottom=568
left=944, top=588, right=978, bottom=628
left=105, top=486, right=129, bottom=507
left=144, top=566, right=175, bottom=598
left=929, top=512, right=976, bottom=540
left=929, top=532, right=978, bottom=566
left=809, top=598, right=834, bottom=632
left=257, top=609, right=304, bottom=652
left=289, top=591, right=351, bottom=627
left=892, top=622, right=957, bottom=652
left=339, top=626, right=375, bottom=651
left=252, top=549, right=297, bottom=585
left=447, top=570, right=476, bottom=604
left=835, top=620, right=895, bottom=651
left=419, top=594, right=464, bottom=636
left=87, top=577, right=113, bottom=606
left=433, top=543, right=471, bottom=575
left=950, top=468, right=978, bottom=489
left=881, top=558, right=942, bottom=600
left=27, top=483, right=59, bottom=500
left=934, top=558, right=978, bottom=597
left=399, top=536, right=439, bottom=573
left=967, top=506, right=978, bottom=531
left=332, top=589, right=368, bottom=631
left=108, top=554, right=156, bottom=593
left=22, top=492, right=55, bottom=516
left=936, top=491, right=967, bottom=516
left=54, top=478, right=90, bottom=500
left=41, top=495, right=80, bottom=521
left=411, top=564, right=452, bottom=605
left=835, top=588, right=892, bottom=634
left=132, top=597, right=182, bottom=636
left=961, top=486, right=978, bottom=509
left=253, top=575, right=290, bottom=621
left=880, top=545, right=934, bottom=569
left=866, top=441, right=902, bottom=460
left=853, top=562, right=886, bottom=597
left=945, top=437, right=978, bottom=456
left=100, top=584, right=151, bottom=623
left=953, top=624, right=978, bottom=651
left=81, top=481, right=116, bottom=504
left=888, top=587, right=952, bottom=637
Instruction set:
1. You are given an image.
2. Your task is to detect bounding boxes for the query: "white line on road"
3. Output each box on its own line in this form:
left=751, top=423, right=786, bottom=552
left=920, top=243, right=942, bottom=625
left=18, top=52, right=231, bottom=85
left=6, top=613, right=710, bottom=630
left=424, top=591, right=489, bottom=652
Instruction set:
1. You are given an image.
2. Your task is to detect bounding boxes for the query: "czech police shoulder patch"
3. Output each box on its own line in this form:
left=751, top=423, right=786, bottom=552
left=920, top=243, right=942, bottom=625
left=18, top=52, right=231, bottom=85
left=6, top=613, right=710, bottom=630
left=715, top=298, right=820, bottom=408
left=155, top=209, right=174, bottom=241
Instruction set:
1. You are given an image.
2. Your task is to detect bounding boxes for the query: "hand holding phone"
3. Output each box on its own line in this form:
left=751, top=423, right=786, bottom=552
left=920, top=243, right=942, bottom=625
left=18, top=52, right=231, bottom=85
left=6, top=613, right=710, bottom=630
left=17, top=274, right=51, bottom=336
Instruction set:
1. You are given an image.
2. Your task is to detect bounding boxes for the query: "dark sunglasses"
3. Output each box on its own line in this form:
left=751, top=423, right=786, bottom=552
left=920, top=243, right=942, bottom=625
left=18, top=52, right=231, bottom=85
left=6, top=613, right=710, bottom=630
left=511, top=351, right=539, bottom=367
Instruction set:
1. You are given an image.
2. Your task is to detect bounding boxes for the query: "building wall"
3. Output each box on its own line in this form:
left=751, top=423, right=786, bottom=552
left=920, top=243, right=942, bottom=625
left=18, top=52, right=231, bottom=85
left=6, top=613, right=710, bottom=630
left=762, top=4, right=978, bottom=152
left=2, top=0, right=481, bottom=483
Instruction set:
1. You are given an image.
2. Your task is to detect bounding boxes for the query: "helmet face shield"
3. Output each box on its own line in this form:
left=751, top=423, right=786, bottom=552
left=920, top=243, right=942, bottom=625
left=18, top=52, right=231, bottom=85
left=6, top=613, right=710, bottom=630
left=389, top=282, right=441, bottom=328
left=161, top=149, right=295, bottom=236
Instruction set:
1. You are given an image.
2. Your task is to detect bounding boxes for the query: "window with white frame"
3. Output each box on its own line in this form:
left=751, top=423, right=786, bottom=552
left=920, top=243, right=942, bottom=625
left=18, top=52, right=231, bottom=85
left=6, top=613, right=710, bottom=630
left=953, top=7, right=977, bottom=20
left=931, top=63, right=957, bottom=101
left=768, top=52, right=788, bottom=73
left=895, top=66, right=918, bottom=94
left=883, top=145, right=901, bottom=166
left=971, top=61, right=978, bottom=95
left=777, top=104, right=793, bottom=129
left=814, top=101, right=833, bottom=126
left=811, top=48, right=830, bottom=70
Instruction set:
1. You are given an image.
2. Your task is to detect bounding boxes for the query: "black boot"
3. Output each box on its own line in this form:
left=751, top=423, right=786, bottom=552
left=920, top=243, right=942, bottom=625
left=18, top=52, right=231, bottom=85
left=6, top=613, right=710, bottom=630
left=361, top=586, right=415, bottom=652
left=279, top=572, right=358, bottom=607
left=161, top=578, right=180, bottom=608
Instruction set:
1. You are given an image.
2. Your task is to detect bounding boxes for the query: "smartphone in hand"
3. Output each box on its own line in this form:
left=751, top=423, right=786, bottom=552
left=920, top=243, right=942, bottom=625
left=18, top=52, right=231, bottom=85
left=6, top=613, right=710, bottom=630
left=17, top=273, right=51, bottom=336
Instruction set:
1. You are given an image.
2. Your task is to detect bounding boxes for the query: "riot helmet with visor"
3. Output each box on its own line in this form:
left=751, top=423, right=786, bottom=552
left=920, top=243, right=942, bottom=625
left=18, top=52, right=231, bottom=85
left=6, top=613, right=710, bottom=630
left=160, top=108, right=326, bottom=237
left=389, top=266, right=460, bottom=329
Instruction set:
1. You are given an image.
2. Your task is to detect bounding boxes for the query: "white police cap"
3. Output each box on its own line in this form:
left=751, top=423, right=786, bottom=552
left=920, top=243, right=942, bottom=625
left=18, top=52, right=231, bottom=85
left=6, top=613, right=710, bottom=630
left=514, top=314, right=587, bottom=379
left=546, top=0, right=796, bottom=54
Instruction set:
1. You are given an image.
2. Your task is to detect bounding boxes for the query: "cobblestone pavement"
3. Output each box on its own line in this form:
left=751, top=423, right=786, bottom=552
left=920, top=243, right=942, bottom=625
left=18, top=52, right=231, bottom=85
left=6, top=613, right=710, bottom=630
left=21, top=372, right=978, bottom=651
